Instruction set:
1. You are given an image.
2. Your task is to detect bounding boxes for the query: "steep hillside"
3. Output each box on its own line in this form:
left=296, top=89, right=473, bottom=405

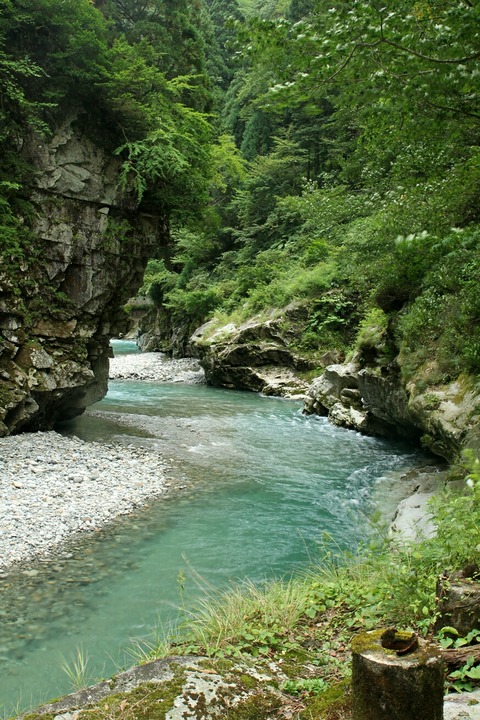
left=135, top=0, right=480, bottom=459
left=0, top=0, right=213, bottom=434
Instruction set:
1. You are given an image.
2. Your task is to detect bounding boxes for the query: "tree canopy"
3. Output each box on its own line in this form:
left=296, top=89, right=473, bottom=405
left=1, top=0, right=479, bottom=376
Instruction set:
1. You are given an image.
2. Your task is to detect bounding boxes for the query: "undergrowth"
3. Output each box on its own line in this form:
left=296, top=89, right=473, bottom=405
left=131, top=452, right=480, bottom=700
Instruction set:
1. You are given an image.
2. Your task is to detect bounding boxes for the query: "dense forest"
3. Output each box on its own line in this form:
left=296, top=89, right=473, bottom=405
left=2, top=3, right=480, bottom=715
left=1, top=0, right=479, bottom=392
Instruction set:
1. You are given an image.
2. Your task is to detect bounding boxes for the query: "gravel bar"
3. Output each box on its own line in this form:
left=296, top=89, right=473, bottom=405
left=0, top=431, right=169, bottom=571
left=109, top=352, right=205, bottom=382
left=0, top=352, right=204, bottom=572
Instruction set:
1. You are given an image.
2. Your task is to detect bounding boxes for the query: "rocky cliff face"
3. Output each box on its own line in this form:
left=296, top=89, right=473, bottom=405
left=191, top=304, right=318, bottom=398
left=0, top=117, right=165, bottom=436
left=189, top=307, right=479, bottom=459
left=304, top=360, right=480, bottom=460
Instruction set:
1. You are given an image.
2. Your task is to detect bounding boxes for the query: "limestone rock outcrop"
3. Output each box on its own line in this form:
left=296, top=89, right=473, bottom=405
left=137, top=304, right=192, bottom=356
left=304, top=360, right=480, bottom=459
left=0, top=117, right=165, bottom=436
left=191, top=305, right=315, bottom=398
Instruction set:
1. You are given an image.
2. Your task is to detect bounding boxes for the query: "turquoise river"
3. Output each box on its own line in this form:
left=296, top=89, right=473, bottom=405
left=0, top=342, right=429, bottom=716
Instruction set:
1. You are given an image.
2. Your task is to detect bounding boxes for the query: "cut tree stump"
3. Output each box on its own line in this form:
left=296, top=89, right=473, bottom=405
left=435, top=570, right=480, bottom=637
left=351, top=629, right=444, bottom=720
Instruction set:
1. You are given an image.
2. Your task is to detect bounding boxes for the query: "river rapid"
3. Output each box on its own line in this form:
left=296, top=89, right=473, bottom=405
left=0, top=343, right=431, bottom=716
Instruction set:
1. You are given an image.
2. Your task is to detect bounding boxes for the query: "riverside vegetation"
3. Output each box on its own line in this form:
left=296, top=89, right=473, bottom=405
left=1, top=0, right=480, bottom=716
left=19, top=453, right=480, bottom=719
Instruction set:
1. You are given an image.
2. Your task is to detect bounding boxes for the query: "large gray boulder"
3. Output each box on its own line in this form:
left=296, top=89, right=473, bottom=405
left=304, top=360, right=480, bottom=459
left=191, top=305, right=315, bottom=398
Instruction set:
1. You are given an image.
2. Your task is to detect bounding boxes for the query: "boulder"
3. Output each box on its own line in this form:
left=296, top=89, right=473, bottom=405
left=191, top=306, right=314, bottom=397
left=16, top=656, right=287, bottom=720
left=304, top=360, right=480, bottom=458
left=407, top=375, right=480, bottom=459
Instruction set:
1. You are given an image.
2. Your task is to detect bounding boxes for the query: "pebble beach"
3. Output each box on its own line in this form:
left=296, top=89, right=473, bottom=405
left=0, top=351, right=205, bottom=572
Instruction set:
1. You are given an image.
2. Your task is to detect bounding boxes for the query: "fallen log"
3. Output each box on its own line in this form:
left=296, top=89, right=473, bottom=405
left=442, top=644, right=480, bottom=670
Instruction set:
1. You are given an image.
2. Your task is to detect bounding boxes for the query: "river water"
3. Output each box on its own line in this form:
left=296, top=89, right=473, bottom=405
left=0, top=344, right=429, bottom=716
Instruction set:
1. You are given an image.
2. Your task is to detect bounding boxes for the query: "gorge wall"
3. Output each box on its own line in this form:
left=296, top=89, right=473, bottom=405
left=189, top=309, right=480, bottom=461
left=0, top=117, right=165, bottom=436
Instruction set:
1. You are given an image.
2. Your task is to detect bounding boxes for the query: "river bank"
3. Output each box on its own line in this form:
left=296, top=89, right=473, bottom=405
left=0, top=352, right=204, bottom=573
left=0, top=349, right=441, bottom=574
left=0, top=431, right=170, bottom=572
left=1, top=350, right=464, bottom=719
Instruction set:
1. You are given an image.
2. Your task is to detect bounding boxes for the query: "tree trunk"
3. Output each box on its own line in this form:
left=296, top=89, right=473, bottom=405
left=351, top=629, right=444, bottom=720
left=442, top=645, right=480, bottom=670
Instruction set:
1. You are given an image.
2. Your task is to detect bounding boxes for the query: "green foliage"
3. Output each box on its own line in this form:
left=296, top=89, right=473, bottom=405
left=438, top=627, right=480, bottom=651
left=449, top=655, right=480, bottom=694
left=0, top=0, right=215, bottom=239
left=355, top=308, right=388, bottom=353
left=299, top=292, right=357, bottom=352
left=210, top=134, right=247, bottom=195
left=1, top=0, right=110, bottom=109
left=281, top=677, right=329, bottom=696
left=258, top=1, right=480, bottom=127
left=100, top=0, right=210, bottom=94
left=3, top=0, right=479, bottom=392
left=232, top=136, right=307, bottom=234
left=437, top=626, right=480, bottom=692
left=166, top=285, right=221, bottom=324
left=116, top=87, right=213, bottom=215
left=141, top=259, right=178, bottom=305
left=60, top=646, right=91, bottom=691
left=397, top=227, right=480, bottom=378
left=429, top=453, right=480, bottom=569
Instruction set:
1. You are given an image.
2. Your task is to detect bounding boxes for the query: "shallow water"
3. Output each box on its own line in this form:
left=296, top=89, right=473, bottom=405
left=0, top=350, right=428, bottom=716
left=109, top=339, right=140, bottom=354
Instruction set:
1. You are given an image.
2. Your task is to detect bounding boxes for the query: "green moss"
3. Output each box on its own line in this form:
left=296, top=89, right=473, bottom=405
left=350, top=629, right=385, bottom=655
left=238, top=673, right=258, bottom=690
left=300, top=679, right=351, bottom=719
left=296, top=367, right=324, bottom=382
left=351, top=628, right=419, bottom=656
left=201, top=657, right=235, bottom=675
left=223, top=691, right=283, bottom=719
left=75, top=675, right=187, bottom=720
left=271, top=648, right=316, bottom=680
left=422, top=393, right=442, bottom=411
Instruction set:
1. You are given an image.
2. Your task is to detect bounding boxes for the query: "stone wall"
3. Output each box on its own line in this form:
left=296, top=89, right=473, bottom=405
left=0, top=117, right=165, bottom=435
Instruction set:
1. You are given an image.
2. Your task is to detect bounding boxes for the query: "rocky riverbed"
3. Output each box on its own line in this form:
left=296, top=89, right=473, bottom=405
left=0, top=351, right=204, bottom=573
left=0, top=431, right=169, bottom=571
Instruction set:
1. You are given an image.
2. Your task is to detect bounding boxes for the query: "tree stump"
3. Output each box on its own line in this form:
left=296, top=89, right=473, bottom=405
left=435, top=568, right=480, bottom=636
left=351, top=629, right=444, bottom=720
